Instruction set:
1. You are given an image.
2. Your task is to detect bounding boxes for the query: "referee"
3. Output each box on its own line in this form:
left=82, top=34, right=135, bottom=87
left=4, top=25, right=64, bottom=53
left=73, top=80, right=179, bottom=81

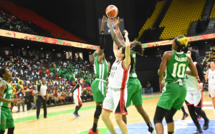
left=36, top=78, right=48, bottom=119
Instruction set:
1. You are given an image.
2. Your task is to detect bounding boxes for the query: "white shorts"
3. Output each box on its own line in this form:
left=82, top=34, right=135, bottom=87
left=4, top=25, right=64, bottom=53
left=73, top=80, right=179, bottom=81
left=185, top=90, right=202, bottom=107
left=73, top=95, right=82, bottom=106
left=209, top=83, right=215, bottom=97
left=102, top=87, right=127, bottom=115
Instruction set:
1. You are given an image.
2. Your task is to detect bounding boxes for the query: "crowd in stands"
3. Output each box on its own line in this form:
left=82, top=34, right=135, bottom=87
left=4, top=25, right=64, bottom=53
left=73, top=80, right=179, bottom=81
left=0, top=48, right=94, bottom=111
left=0, top=9, right=34, bottom=34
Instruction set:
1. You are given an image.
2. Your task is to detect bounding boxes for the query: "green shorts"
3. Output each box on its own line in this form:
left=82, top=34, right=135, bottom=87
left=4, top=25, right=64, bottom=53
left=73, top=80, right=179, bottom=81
left=157, top=83, right=187, bottom=110
left=0, top=107, right=14, bottom=131
left=126, top=78, right=143, bottom=107
left=91, top=80, right=106, bottom=103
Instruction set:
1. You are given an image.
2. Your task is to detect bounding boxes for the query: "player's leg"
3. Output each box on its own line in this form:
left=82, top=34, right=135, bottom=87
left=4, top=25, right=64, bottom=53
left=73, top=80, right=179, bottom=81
left=164, top=108, right=177, bottom=134
left=135, top=105, right=154, bottom=132
left=73, top=95, right=80, bottom=117
left=101, top=109, right=116, bottom=134
left=89, top=81, right=106, bottom=133
left=6, top=108, right=15, bottom=134
left=0, top=109, right=7, bottom=134
left=194, top=92, right=209, bottom=130
left=209, top=85, right=215, bottom=111
left=181, top=106, right=189, bottom=120
left=166, top=83, right=187, bottom=134
left=185, top=101, right=202, bottom=133
left=132, top=79, right=154, bottom=132
left=90, top=102, right=102, bottom=133
left=154, top=106, right=169, bottom=134
left=115, top=114, right=128, bottom=134
left=212, top=97, right=215, bottom=111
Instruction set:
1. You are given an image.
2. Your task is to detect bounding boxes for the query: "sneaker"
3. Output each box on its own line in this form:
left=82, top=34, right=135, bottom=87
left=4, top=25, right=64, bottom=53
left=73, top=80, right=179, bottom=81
left=148, top=130, right=156, bottom=134
left=182, top=113, right=189, bottom=120
left=193, top=127, right=203, bottom=134
left=73, top=112, right=80, bottom=117
left=88, top=128, right=98, bottom=134
left=203, top=119, right=209, bottom=130
left=197, top=115, right=203, bottom=120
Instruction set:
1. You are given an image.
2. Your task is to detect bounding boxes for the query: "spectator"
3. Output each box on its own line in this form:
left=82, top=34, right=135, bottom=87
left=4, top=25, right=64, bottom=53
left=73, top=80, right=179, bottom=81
left=16, top=87, right=25, bottom=112
left=145, top=81, right=153, bottom=95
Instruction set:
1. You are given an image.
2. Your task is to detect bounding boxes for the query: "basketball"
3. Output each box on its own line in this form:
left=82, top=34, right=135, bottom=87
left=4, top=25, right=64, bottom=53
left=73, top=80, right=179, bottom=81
left=105, top=5, right=118, bottom=18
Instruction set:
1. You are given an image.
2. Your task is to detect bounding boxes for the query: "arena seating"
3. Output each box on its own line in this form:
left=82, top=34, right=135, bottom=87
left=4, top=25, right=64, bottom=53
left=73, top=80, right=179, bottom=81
left=210, top=2, right=215, bottom=19
left=0, top=0, right=85, bottom=42
left=135, top=1, right=166, bottom=40
left=159, top=0, right=206, bottom=39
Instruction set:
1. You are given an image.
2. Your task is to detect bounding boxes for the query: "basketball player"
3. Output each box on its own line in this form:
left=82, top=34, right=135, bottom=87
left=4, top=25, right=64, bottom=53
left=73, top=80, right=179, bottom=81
left=101, top=17, right=132, bottom=134
left=154, top=35, right=198, bottom=134
left=0, top=67, right=22, bottom=134
left=185, top=50, right=209, bottom=134
left=108, top=17, right=154, bottom=133
left=205, top=61, right=215, bottom=112
left=88, top=16, right=109, bottom=134
left=72, top=78, right=83, bottom=117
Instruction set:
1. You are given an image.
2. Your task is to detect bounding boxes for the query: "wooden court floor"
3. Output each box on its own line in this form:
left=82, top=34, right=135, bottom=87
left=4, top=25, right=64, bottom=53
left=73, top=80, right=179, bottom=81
left=8, top=92, right=215, bottom=134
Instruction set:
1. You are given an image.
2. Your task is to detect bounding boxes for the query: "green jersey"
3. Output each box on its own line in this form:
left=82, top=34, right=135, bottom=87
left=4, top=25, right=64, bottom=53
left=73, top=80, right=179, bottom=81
left=129, top=50, right=137, bottom=78
left=94, top=56, right=109, bottom=80
left=165, top=51, right=189, bottom=83
left=0, top=81, right=13, bottom=108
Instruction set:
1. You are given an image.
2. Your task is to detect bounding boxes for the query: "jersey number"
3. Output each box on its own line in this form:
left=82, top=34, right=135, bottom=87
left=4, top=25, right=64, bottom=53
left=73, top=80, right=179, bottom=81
left=172, top=63, right=186, bottom=78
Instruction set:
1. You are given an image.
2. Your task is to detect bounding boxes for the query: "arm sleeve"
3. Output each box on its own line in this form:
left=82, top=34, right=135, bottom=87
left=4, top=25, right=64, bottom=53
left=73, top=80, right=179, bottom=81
left=196, top=63, right=205, bottom=84
left=72, top=83, right=80, bottom=93
left=99, top=31, right=105, bottom=50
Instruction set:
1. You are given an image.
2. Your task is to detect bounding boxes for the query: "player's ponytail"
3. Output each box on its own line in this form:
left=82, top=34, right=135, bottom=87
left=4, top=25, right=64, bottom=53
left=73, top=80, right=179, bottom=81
left=174, top=35, right=189, bottom=51
left=131, top=41, right=144, bottom=56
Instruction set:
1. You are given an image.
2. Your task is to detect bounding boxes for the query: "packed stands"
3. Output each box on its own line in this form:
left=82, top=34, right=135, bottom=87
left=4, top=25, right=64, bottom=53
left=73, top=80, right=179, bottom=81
left=0, top=0, right=85, bottom=42
left=0, top=48, right=94, bottom=109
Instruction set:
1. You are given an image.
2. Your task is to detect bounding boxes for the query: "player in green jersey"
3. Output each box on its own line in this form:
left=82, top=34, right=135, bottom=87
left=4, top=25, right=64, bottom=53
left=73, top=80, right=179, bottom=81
left=154, top=35, right=198, bottom=134
left=88, top=15, right=109, bottom=134
left=108, top=17, right=154, bottom=133
left=0, top=67, right=22, bottom=134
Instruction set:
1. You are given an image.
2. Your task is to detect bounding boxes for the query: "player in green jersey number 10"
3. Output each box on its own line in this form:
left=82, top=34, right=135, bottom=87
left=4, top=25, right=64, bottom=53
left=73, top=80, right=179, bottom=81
left=154, top=35, right=198, bottom=134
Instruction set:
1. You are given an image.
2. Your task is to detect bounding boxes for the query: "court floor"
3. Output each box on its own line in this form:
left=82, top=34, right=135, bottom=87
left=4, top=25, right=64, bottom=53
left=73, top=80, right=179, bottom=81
left=9, top=92, right=215, bottom=134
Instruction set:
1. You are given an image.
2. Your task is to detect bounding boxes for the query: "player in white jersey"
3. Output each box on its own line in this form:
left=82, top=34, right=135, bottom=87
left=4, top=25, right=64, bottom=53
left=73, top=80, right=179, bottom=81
left=101, top=17, right=132, bottom=134
left=185, top=50, right=209, bottom=134
left=72, top=79, right=83, bottom=117
left=205, top=61, right=215, bottom=112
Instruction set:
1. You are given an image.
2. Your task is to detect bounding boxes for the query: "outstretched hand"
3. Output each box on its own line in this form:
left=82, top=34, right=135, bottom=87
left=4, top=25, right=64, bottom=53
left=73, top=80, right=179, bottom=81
left=113, top=17, right=122, bottom=27
left=101, top=15, right=107, bottom=25
left=124, top=30, right=128, bottom=38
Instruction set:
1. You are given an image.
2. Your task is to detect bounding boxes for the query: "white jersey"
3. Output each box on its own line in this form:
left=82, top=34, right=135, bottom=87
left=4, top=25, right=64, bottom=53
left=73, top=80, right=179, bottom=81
left=73, top=83, right=82, bottom=96
left=208, top=69, right=215, bottom=84
left=108, top=60, right=130, bottom=89
left=185, top=62, right=199, bottom=92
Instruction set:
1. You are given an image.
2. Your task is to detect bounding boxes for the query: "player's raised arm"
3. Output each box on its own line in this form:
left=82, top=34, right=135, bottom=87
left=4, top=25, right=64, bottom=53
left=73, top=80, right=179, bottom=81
left=107, top=17, right=124, bottom=47
left=123, top=30, right=131, bottom=70
left=93, top=15, right=106, bottom=58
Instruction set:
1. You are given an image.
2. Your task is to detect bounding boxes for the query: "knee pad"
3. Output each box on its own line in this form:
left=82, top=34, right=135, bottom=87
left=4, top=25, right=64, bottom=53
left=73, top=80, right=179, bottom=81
left=94, top=105, right=102, bottom=119
left=154, top=114, right=163, bottom=124
left=165, top=116, right=174, bottom=124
